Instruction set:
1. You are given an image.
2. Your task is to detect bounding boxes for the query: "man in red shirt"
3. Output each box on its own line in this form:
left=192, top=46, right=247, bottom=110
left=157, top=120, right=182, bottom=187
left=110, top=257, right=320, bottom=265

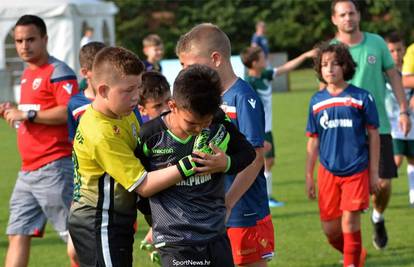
left=0, top=15, right=79, bottom=267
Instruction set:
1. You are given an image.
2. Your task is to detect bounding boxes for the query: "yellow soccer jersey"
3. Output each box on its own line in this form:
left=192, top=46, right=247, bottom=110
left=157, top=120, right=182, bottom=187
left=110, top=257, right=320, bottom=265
left=72, top=105, right=146, bottom=216
left=403, top=43, right=414, bottom=76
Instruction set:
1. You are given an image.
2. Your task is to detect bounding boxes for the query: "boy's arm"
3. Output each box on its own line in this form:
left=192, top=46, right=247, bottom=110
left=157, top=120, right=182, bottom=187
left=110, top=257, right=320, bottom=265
left=367, top=128, right=380, bottom=194
left=275, top=48, right=318, bottom=76
left=305, top=137, right=319, bottom=200
left=386, top=68, right=411, bottom=135
left=225, top=147, right=264, bottom=212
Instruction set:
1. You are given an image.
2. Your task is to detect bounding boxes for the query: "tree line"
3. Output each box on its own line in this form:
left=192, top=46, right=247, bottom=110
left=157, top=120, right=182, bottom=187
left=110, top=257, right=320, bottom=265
left=113, top=0, right=414, bottom=60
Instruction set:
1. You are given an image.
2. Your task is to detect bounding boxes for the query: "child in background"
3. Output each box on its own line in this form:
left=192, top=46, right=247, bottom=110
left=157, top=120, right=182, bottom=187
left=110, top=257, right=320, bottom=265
left=138, top=71, right=171, bottom=123
left=136, top=71, right=171, bottom=263
left=241, top=46, right=317, bottom=207
left=384, top=32, right=414, bottom=207
left=306, top=43, right=380, bottom=267
left=67, top=42, right=106, bottom=140
left=143, top=34, right=164, bottom=72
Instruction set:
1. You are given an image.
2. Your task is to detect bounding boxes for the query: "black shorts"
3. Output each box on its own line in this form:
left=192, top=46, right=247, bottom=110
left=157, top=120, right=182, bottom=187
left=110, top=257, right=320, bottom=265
left=157, top=234, right=234, bottom=267
left=379, top=134, right=398, bottom=179
left=68, top=205, right=136, bottom=267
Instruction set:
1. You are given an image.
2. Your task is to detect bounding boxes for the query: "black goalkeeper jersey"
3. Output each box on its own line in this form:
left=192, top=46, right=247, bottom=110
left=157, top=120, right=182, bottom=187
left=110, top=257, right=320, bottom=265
left=136, top=109, right=255, bottom=246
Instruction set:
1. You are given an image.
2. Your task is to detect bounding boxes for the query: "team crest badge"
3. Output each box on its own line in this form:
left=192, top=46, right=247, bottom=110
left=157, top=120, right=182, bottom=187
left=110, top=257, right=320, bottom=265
left=131, top=123, right=137, bottom=139
left=259, top=238, right=268, bottom=248
left=113, top=125, right=120, bottom=135
left=32, top=78, right=42, bottom=90
left=367, top=55, right=376, bottom=64
left=344, top=95, right=352, bottom=106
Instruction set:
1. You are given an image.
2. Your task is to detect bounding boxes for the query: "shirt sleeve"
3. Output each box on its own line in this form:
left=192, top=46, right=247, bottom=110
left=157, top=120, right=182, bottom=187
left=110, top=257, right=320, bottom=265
left=403, top=44, right=414, bottom=76
left=235, top=93, right=265, bottom=147
left=93, top=132, right=147, bottom=192
left=306, top=97, right=318, bottom=137
left=363, top=93, right=380, bottom=129
left=67, top=102, right=77, bottom=141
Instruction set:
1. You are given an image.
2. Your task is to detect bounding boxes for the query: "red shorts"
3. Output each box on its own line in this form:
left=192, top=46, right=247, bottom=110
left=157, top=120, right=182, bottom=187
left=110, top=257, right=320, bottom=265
left=227, top=215, right=275, bottom=265
left=318, top=165, right=370, bottom=221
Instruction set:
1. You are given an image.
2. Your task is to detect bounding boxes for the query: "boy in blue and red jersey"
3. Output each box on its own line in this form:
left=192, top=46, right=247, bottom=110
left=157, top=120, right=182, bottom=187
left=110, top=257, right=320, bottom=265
left=306, top=43, right=381, bottom=267
left=177, top=23, right=274, bottom=267
left=67, top=42, right=142, bottom=141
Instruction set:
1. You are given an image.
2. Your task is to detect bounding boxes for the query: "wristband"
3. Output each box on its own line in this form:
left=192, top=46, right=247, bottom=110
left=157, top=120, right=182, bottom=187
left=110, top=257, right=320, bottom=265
left=399, top=111, right=410, bottom=116
left=177, top=155, right=197, bottom=179
left=27, top=110, right=37, bottom=122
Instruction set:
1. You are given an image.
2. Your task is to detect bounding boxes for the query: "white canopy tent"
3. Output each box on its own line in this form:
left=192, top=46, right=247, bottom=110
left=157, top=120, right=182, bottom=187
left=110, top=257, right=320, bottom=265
left=0, top=0, right=118, bottom=102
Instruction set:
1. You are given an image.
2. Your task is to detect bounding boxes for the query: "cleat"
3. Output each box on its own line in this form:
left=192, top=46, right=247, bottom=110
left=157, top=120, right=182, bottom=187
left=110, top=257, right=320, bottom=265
left=372, top=219, right=388, bottom=250
left=268, top=198, right=284, bottom=208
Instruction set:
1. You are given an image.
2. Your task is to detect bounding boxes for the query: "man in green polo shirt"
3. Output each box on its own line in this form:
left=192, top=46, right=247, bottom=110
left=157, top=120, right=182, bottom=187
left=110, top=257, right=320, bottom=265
left=330, top=0, right=410, bottom=251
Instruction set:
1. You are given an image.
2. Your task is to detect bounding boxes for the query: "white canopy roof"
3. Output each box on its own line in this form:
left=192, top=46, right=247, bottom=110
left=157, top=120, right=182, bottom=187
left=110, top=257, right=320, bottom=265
left=0, top=0, right=118, bottom=73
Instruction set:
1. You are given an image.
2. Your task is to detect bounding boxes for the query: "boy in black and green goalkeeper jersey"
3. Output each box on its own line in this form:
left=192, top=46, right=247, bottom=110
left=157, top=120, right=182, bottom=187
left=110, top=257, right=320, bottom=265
left=135, top=64, right=256, bottom=267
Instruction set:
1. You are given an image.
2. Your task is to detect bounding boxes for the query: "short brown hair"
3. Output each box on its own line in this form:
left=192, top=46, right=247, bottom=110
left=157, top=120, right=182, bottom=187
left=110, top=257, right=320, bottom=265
left=173, top=64, right=222, bottom=117
left=143, top=34, right=163, bottom=47
left=314, top=43, right=356, bottom=83
left=240, top=46, right=263, bottom=68
left=331, top=0, right=359, bottom=15
left=176, top=23, right=231, bottom=58
left=79, top=42, right=106, bottom=70
left=384, top=31, right=403, bottom=44
left=92, top=46, right=144, bottom=86
left=138, top=71, right=170, bottom=105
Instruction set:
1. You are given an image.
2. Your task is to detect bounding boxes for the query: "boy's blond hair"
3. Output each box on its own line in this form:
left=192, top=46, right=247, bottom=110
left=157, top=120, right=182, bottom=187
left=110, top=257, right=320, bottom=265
left=143, top=34, right=163, bottom=48
left=92, top=46, right=144, bottom=87
left=176, top=23, right=231, bottom=59
left=240, top=46, right=263, bottom=69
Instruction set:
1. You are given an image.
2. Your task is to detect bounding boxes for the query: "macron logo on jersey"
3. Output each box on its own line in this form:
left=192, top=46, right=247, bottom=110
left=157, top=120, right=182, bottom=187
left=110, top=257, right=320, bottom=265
left=63, top=83, right=73, bottom=95
left=248, top=98, right=256, bottom=109
left=320, top=110, right=353, bottom=130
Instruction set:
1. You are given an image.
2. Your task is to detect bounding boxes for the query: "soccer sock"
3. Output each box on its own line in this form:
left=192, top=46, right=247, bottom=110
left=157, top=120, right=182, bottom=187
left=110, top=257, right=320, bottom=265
left=407, top=164, right=414, bottom=204
left=264, top=170, right=272, bottom=197
left=372, top=208, right=384, bottom=223
left=327, top=235, right=344, bottom=253
left=343, top=231, right=362, bottom=267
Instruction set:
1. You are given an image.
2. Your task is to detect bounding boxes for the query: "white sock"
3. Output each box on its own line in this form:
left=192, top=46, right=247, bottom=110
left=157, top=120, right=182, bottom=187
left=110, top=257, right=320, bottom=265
left=372, top=208, right=384, bottom=223
left=264, top=170, right=272, bottom=198
left=407, top=164, right=414, bottom=204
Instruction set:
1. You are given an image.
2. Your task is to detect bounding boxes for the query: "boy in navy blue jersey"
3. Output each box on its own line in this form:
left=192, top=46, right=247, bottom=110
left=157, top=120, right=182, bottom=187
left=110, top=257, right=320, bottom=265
left=67, top=42, right=105, bottom=141
left=68, top=42, right=142, bottom=141
left=177, top=23, right=274, bottom=267
left=135, top=64, right=255, bottom=266
left=306, top=43, right=381, bottom=267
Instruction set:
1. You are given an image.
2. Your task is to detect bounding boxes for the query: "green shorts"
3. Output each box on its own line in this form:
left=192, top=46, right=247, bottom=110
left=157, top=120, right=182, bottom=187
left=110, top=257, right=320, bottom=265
left=264, top=131, right=275, bottom=158
left=392, top=139, right=414, bottom=157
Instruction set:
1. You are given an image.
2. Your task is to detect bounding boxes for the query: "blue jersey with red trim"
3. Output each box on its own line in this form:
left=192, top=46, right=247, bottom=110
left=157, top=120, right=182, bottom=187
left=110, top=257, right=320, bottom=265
left=67, top=92, right=143, bottom=141
left=221, top=78, right=270, bottom=227
left=306, top=84, right=379, bottom=176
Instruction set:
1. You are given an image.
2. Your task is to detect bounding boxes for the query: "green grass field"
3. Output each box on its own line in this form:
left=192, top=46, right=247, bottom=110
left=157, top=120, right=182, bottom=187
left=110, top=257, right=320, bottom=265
left=1, top=69, right=413, bottom=266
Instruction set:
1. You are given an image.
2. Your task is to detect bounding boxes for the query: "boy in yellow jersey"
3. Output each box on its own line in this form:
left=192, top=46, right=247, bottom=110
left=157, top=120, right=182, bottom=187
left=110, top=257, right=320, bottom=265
left=68, top=47, right=227, bottom=267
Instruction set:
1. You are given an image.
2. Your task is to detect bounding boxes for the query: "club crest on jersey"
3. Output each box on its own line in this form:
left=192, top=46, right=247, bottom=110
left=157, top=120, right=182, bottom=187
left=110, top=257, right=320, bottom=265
left=248, top=98, right=256, bottom=109
left=131, top=123, right=137, bottom=139
left=344, top=95, right=353, bottom=106
left=21, top=79, right=27, bottom=84
left=63, top=83, right=73, bottom=95
left=113, top=125, right=120, bottom=135
left=367, top=55, right=376, bottom=65
left=32, top=78, right=42, bottom=90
